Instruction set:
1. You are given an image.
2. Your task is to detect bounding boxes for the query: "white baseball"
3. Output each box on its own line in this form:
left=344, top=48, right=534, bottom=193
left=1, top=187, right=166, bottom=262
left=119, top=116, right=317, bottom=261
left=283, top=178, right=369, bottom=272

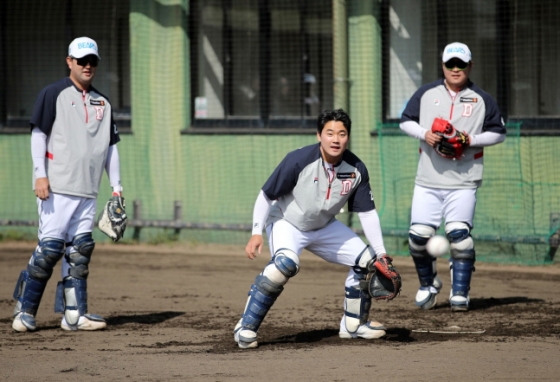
left=426, top=235, right=450, bottom=257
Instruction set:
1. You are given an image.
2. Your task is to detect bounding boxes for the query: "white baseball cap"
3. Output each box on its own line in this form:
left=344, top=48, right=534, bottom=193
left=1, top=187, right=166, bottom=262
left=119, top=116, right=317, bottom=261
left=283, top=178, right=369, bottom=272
left=68, top=37, right=100, bottom=59
left=442, top=42, right=471, bottom=63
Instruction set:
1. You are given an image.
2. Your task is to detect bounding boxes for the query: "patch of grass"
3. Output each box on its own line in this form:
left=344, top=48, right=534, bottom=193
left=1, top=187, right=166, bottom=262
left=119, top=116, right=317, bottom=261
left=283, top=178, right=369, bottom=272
left=146, top=229, right=180, bottom=245
left=0, top=230, right=36, bottom=242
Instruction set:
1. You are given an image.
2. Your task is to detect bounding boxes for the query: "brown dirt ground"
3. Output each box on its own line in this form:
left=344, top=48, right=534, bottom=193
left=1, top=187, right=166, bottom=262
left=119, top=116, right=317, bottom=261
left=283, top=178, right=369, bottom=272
left=1, top=241, right=559, bottom=382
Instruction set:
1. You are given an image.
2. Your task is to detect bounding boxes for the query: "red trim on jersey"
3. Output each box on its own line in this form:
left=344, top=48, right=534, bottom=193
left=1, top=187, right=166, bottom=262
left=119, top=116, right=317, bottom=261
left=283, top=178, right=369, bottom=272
left=326, top=164, right=335, bottom=200
left=474, top=151, right=484, bottom=159
left=46, top=152, right=53, bottom=160
left=82, top=90, right=88, bottom=124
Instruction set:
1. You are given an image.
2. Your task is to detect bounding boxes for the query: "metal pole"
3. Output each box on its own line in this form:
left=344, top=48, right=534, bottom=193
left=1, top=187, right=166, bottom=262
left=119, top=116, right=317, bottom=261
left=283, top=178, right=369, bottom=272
left=332, top=0, right=349, bottom=112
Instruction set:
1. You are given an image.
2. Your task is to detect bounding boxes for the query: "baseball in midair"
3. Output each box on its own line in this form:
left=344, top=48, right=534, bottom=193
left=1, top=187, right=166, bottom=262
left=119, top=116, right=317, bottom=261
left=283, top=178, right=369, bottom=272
left=426, top=235, right=450, bottom=258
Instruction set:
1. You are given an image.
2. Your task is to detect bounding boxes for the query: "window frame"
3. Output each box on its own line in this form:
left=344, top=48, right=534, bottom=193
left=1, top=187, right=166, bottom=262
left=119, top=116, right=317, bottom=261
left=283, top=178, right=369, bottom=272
left=379, top=0, right=560, bottom=136
left=188, top=0, right=327, bottom=130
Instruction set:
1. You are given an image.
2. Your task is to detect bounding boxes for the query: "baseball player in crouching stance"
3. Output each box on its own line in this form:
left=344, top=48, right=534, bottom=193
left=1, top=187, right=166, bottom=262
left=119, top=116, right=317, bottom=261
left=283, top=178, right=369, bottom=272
left=12, top=37, right=127, bottom=332
left=234, top=109, right=401, bottom=349
left=399, top=42, right=506, bottom=311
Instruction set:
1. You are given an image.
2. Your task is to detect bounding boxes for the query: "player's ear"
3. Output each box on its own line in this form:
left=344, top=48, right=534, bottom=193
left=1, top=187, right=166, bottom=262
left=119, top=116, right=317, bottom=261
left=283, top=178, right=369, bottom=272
left=66, top=56, right=73, bottom=69
left=316, top=131, right=321, bottom=141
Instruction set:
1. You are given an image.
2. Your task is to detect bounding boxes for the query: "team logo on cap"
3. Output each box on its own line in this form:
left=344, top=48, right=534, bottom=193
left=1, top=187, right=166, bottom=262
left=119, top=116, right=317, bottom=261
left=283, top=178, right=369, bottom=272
left=447, top=46, right=466, bottom=55
left=78, top=42, right=97, bottom=51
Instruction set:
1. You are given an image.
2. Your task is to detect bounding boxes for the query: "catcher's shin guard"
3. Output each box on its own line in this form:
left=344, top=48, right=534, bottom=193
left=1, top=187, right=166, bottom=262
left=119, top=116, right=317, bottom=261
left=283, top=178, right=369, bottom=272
left=236, top=249, right=299, bottom=347
left=409, top=224, right=438, bottom=287
left=13, top=238, right=65, bottom=326
left=55, top=233, right=96, bottom=330
left=342, top=286, right=372, bottom=334
left=446, top=222, right=475, bottom=311
left=409, top=225, right=442, bottom=309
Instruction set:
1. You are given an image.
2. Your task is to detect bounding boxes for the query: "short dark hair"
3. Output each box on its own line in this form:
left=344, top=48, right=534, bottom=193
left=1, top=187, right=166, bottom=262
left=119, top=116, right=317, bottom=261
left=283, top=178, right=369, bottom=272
left=317, top=109, right=352, bottom=135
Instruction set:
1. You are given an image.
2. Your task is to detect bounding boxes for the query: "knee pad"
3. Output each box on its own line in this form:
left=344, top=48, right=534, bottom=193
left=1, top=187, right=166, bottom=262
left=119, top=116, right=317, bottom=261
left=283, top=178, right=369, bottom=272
left=27, top=238, right=65, bottom=281
left=66, top=233, right=95, bottom=280
left=408, top=224, right=436, bottom=258
left=352, top=246, right=376, bottom=277
left=445, top=222, right=475, bottom=260
left=262, top=248, right=300, bottom=286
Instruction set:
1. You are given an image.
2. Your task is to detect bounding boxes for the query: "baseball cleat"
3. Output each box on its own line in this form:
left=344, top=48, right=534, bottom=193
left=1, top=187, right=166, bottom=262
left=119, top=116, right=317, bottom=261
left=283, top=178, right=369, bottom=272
left=450, top=293, right=470, bottom=312
left=61, top=314, right=107, bottom=331
left=339, top=321, right=386, bottom=339
left=12, top=312, right=37, bottom=332
left=415, top=275, right=442, bottom=310
left=233, top=319, right=258, bottom=349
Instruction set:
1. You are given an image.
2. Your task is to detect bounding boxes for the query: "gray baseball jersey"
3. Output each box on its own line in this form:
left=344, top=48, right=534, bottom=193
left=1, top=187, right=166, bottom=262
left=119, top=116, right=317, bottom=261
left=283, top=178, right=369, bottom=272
left=30, top=77, right=120, bottom=198
left=400, top=79, right=505, bottom=189
left=262, top=143, right=376, bottom=232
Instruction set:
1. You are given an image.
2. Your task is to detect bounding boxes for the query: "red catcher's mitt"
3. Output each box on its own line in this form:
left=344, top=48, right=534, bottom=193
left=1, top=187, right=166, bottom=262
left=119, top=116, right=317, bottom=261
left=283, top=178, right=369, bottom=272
left=431, top=118, right=469, bottom=160
left=366, top=255, right=402, bottom=301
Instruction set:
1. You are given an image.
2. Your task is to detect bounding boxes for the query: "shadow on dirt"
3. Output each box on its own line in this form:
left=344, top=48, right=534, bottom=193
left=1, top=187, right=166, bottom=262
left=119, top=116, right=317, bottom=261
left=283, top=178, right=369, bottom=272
left=106, top=311, right=185, bottom=326
left=468, top=296, right=543, bottom=310
left=428, top=296, right=543, bottom=311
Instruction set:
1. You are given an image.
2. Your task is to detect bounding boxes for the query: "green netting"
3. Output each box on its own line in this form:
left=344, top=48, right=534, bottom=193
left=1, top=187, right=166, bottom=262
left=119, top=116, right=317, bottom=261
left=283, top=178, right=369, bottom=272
left=1, top=1, right=560, bottom=266
left=371, top=122, right=560, bottom=265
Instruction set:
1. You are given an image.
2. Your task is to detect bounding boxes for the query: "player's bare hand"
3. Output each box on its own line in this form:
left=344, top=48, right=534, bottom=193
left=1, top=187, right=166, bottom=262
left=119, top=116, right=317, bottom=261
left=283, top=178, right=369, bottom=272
left=34, top=177, right=50, bottom=200
left=425, top=130, right=442, bottom=147
left=245, top=235, right=263, bottom=260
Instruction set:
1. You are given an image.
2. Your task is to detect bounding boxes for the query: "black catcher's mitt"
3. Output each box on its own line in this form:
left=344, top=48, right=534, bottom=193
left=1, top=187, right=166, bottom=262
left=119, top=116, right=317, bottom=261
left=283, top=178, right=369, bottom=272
left=366, top=255, right=402, bottom=301
left=431, top=118, right=469, bottom=160
left=97, top=195, right=127, bottom=242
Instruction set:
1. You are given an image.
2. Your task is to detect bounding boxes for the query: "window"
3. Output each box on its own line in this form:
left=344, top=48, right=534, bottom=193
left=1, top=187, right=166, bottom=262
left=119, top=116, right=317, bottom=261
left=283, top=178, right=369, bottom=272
left=0, top=0, right=130, bottom=129
left=385, top=0, right=560, bottom=127
left=190, top=0, right=333, bottom=129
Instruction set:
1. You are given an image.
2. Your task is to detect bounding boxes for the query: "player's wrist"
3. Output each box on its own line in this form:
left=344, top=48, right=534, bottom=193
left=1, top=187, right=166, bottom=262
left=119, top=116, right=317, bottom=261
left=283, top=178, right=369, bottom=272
left=112, top=185, right=123, bottom=197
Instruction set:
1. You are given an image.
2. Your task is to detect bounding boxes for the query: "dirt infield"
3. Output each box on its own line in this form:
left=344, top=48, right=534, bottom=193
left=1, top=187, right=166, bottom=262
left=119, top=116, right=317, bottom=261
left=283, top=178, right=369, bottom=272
left=1, top=241, right=559, bottom=381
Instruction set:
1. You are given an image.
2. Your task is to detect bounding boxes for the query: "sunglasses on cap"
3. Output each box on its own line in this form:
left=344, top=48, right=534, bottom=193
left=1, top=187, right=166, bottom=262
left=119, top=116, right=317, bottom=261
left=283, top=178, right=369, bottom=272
left=444, top=59, right=469, bottom=70
left=72, top=55, right=99, bottom=67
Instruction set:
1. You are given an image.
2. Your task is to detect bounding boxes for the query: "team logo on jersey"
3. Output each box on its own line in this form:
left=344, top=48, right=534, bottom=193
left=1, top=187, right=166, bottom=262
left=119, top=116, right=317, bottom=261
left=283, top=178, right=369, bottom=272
left=314, top=177, right=318, bottom=183
left=460, top=97, right=478, bottom=103
left=90, top=100, right=105, bottom=106
left=340, top=180, right=353, bottom=195
left=337, top=172, right=356, bottom=179
left=71, top=101, right=76, bottom=107
left=95, top=107, right=104, bottom=120
left=434, top=99, right=440, bottom=106
left=462, top=104, right=473, bottom=117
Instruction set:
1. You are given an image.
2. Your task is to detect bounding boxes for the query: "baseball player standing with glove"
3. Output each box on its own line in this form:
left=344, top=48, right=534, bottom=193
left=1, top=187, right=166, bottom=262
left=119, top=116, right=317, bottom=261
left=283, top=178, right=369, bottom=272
left=234, top=109, right=401, bottom=349
left=399, top=42, right=506, bottom=311
left=11, top=37, right=127, bottom=332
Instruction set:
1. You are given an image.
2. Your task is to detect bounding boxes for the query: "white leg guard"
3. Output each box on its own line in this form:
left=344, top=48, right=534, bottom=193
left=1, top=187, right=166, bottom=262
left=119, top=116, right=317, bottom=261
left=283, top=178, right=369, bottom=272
left=339, top=246, right=386, bottom=339
left=342, top=286, right=371, bottom=334
left=54, top=233, right=106, bottom=331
